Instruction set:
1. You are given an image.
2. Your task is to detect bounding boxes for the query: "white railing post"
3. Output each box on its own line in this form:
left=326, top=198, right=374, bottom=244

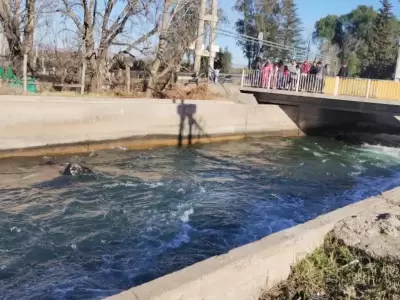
left=334, top=76, right=340, bottom=96
left=240, top=69, right=245, bottom=88
left=295, top=72, right=300, bottom=92
left=366, top=79, right=371, bottom=98
left=267, top=71, right=272, bottom=90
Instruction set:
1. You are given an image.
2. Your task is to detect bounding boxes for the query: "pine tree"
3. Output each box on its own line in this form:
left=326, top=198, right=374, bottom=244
left=278, top=0, right=304, bottom=60
left=364, top=0, right=397, bottom=78
left=235, top=0, right=280, bottom=67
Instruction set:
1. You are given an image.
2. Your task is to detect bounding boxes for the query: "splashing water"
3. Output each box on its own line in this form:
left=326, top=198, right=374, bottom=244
left=1, top=136, right=400, bottom=299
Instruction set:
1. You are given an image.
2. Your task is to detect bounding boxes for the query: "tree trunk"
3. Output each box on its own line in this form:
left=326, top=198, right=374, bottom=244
left=145, top=0, right=173, bottom=97
left=0, top=0, right=36, bottom=76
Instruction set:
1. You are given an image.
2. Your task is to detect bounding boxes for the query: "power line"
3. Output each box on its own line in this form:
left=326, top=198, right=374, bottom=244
left=216, top=28, right=308, bottom=59
left=215, top=28, right=340, bottom=66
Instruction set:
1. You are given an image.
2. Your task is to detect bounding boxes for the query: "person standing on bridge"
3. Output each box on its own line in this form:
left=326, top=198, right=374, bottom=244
left=288, top=60, right=298, bottom=90
left=276, top=60, right=285, bottom=89
left=213, top=57, right=222, bottom=84
left=300, top=61, right=310, bottom=91
left=316, top=62, right=324, bottom=92
left=338, top=63, right=348, bottom=78
left=261, top=60, right=273, bottom=88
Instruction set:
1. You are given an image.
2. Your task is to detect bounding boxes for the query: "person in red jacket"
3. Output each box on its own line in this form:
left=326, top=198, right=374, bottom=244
left=300, top=61, right=310, bottom=91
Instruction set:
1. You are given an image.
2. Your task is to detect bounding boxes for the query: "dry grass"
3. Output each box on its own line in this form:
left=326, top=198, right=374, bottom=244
left=261, top=234, right=400, bottom=300
left=38, top=84, right=223, bottom=100
left=39, top=90, right=146, bottom=98
left=1, top=77, right=225, bottom=100
left=159, top=84, right=224, bottom=100
left=0, top=82, right=24, bottom=95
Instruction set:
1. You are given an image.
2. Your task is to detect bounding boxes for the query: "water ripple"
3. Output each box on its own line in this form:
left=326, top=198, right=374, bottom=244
left=1, top=137, right=400, bottom=299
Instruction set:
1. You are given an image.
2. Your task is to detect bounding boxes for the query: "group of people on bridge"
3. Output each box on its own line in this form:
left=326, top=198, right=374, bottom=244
left=250, top=57, right=342, bottom=93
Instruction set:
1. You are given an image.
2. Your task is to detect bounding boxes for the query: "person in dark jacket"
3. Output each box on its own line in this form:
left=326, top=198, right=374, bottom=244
left=310, top=61, right=318, bottom=75
left=338, top=64, right=348, bottom=78
left=213, top=57, right=222, bottom=83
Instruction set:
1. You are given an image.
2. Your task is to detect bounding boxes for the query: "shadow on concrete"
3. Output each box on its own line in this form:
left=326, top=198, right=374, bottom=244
left=176, top=100, right=210, bottom=147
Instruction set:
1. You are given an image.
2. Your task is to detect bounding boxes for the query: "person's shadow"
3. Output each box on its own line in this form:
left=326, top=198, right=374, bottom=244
left=177, top=100, right=208, bottom=147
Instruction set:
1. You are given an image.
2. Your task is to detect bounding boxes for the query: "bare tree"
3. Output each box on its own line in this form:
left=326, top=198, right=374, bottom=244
left=145, top=0, right=201, bottom=97
left=0, top=0, right=38, bottom=75
left=57, top=0, right=158, bottom=91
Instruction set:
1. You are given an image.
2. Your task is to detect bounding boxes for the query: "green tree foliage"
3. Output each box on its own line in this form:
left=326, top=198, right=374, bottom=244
left=234, top=0, right=303, bottom=67
left=365, top=0, right=397, bottom=79
left=313, top=2, right=399, bottom=78
left=198, top=47, right=232, bottom=73
left=278, top=0, right=304, bottom=59
left=219, top=47, right=233, bottom=73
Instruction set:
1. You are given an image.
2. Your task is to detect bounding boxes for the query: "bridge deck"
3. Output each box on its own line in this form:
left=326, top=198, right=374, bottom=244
left=240, top=87, right=400, bottom=107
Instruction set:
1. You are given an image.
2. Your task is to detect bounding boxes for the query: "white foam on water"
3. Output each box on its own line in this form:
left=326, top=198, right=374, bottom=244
left=302, top=147, right=310, bottom=151
left=145, top=182, right=164, bottom=188
left=165, top=223, right=192, bottom=249
left=71, top=244, right=77, bottom=250
left=313, top=151, right=323, bottom=157
left=360, top=144, right=400, bottom=160
left=10, top=226, right=21, bottom=233
left=322, top=159, right=329, bottom=163
left=177, top=188, right=185, bottom=193
left=102, top=182, right=137, bottom=188
left=350, top=171, right=361, bottom=176
left=271, top=193, right=284, bottom=201
left=180, top=208, right=194, bottom=223
left=314, top=143, right=325, bottom=152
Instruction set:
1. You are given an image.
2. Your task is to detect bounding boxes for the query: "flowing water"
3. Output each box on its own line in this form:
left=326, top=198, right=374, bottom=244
left=1, top=136, right=400, bottom=299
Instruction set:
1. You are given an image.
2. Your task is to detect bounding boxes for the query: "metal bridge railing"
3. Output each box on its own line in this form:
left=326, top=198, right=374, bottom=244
left=241, top=69, right=400, bottom=101
left=241, top=69, right=327, bottom=94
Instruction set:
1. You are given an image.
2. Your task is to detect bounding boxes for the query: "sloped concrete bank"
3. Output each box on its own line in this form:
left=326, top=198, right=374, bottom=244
left=105, top=188, right=400, bottom=300
left=0, top=95, right=301, bottom=158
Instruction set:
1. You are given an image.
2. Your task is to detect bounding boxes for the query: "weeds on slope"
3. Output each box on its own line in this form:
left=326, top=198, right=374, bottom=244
left=261, top=234, right=400, bottom=300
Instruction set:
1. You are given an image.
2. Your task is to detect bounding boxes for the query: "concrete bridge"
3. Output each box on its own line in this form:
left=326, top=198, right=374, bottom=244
left=240, top=87, right=400, bottom=145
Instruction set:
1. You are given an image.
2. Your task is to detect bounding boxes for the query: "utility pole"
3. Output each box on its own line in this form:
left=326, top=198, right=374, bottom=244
left=395, top=39, right=400, bottom=82
left=208, top=0, right=218, bottom=69
left=194, top=0, right=218, bottom=72
left=194, top=0, right=207, bottom=72
left=306, top=36, right=311, bottom=61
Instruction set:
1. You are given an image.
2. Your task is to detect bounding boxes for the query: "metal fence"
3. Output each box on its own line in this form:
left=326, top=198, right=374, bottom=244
left=241, top=69, right=326, bottom=94
left=241, top=69, right=400, bottom=101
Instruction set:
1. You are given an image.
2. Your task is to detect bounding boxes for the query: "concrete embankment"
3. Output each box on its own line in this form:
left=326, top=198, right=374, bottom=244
left=0, top=95, right=301, bottom=158
left=106, top=188, right=400, bottom=300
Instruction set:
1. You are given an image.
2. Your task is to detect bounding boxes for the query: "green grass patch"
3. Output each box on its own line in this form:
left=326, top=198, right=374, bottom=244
left=261, top=234, right=400, bottom=300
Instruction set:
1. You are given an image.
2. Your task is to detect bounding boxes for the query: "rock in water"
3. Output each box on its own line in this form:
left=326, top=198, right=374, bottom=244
left=61, top=163, right=93, bottom=176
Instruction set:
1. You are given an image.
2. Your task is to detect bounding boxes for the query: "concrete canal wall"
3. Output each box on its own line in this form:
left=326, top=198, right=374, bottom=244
left=106, top=188, right=399, bottom=300
left=0, top=95, right=301, bottom=158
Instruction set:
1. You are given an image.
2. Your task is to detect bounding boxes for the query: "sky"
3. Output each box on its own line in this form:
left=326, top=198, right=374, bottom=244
left=217, top=0, right=400, bottom=66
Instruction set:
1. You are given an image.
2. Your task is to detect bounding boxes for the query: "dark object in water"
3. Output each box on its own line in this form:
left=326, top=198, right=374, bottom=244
left=61, top=163, right=93, bottom=176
